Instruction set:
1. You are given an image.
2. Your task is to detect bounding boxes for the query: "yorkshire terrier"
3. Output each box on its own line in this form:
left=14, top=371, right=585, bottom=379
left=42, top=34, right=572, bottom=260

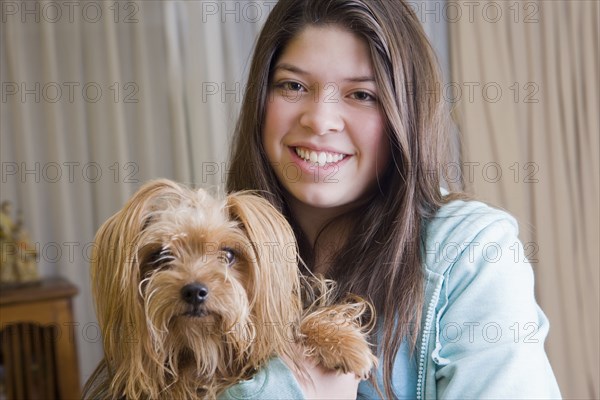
left=83, top=179, right=377, bottom=399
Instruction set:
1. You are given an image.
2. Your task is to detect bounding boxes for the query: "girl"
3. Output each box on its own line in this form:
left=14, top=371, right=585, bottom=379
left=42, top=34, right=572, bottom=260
left=223, top=0, right=561, bottom=398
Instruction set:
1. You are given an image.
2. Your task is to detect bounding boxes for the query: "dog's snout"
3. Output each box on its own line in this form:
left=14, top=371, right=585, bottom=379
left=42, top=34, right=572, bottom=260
left=181, top=283, right=209, bottom=305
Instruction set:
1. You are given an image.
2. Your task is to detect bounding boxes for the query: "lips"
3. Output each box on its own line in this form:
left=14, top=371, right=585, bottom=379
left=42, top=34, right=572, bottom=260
left=293, top=146, right=349, bottom=167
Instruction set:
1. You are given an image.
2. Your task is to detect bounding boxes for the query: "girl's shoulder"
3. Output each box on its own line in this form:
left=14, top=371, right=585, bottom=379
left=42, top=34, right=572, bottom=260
left=422, top=191, right=521, bottom=276
left=431, top=193, right=517, bottom=230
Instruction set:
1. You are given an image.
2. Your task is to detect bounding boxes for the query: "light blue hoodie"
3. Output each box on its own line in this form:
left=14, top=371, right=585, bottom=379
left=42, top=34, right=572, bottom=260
left=220, top=198, right=562, bottom=399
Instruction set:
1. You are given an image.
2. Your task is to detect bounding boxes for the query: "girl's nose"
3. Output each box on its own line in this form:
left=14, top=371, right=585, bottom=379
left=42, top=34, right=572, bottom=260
left=299, top=93, right=344, bottom=135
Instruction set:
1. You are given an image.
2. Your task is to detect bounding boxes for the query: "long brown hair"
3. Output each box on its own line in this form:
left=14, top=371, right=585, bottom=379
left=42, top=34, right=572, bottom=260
left=227, top=0, right=462, bottom=397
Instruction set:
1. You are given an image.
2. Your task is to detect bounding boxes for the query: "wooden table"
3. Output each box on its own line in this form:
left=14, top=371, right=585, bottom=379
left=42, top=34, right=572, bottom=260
left=0, top=277, right=80, bottom=399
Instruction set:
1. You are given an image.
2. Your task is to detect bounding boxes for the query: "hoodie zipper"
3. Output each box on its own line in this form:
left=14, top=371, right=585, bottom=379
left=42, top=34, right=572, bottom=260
left=416, top=283, right=442, bottom=400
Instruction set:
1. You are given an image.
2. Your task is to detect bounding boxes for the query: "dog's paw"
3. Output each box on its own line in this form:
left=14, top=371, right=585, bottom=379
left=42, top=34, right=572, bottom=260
left=318, top=334, right=377, bottom=380
left=300, top=305, right=377, bottom=380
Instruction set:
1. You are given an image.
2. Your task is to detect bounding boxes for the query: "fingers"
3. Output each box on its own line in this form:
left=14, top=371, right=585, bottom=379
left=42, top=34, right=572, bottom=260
left=298, top=362, right=360, bottom=400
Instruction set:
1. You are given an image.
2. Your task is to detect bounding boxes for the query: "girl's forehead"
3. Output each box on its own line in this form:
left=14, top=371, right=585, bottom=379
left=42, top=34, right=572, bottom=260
left=275, top=25, right=375, bottom=80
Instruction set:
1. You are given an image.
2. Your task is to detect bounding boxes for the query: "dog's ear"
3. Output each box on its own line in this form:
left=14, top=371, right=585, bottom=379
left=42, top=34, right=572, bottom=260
left=91, top=179, right=184, bottom=320
left=90, top=179, right=185, bottom=398
left=226, top=192, right=303, bottom=356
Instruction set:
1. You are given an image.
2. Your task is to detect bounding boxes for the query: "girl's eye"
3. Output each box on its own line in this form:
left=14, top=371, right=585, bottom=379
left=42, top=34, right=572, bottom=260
left=220, top=247, right=236, bottom=266
left=286, top=81, right=304, bottom=91
left=276, top=81, right=305, bottom=92
left=350, top=90, right=376, bottom=102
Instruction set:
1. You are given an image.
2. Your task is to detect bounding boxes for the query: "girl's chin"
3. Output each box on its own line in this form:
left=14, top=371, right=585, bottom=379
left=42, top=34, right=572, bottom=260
left=285, top=184, right=358, bottom=210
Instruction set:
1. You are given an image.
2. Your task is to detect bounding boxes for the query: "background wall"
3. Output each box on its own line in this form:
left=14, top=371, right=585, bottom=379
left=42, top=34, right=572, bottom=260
left=0, top=0, right=597, bottom=398
left=448, top=1, right=598, bottom=397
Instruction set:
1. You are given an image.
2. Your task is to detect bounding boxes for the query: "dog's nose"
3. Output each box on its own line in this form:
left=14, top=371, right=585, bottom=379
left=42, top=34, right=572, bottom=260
left=180, top=283, right=209, bottom=305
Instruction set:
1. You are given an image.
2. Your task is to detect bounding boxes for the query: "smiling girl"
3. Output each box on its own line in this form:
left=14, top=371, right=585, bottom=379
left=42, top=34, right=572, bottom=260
left=223, top=0, right=561, bottom=398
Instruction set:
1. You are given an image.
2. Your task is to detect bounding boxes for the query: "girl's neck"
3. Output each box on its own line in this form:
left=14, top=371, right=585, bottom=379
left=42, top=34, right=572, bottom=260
left=285, top=195, right=361, bottom=275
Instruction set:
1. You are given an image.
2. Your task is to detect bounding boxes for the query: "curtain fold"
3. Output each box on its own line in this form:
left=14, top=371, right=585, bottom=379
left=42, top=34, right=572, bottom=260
left=449, top=1, right=599, bottom=397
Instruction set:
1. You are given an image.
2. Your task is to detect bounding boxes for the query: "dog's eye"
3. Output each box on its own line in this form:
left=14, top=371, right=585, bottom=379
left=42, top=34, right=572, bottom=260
left=140, top=247, right=173, bottom=280
left=144, top=247, right=174, bottom=272
left=219, top=247, right=235, bottom=266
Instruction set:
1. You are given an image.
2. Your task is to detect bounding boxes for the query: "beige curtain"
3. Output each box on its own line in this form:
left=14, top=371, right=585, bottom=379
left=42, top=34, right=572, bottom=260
left=0, top=0, right=266, bottom=385
left=449, top=0, right=599, bottom=398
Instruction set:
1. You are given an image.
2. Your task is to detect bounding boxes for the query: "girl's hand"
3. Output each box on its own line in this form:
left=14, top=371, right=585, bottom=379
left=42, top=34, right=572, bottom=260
left=282, top=352, right=360, bottom=400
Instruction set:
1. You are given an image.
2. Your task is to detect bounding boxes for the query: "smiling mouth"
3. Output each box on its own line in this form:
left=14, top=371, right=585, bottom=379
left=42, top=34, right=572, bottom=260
left=293, top=146, right=349, bottom=167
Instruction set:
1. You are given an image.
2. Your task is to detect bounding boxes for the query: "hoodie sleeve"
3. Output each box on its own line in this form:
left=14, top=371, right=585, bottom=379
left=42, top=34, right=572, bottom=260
left=218, top=357, right=305, bottom=400
left=424, top=202, right=561, bottom=399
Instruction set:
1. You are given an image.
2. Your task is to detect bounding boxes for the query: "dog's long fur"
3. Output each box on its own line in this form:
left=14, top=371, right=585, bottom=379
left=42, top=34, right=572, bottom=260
left=83, top=179, right=376, bottom=399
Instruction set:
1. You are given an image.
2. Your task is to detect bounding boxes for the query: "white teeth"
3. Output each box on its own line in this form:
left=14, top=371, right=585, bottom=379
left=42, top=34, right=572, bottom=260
left=318, top=152, right=327, bottom=165
left=294, top=147, right=346, bottom=166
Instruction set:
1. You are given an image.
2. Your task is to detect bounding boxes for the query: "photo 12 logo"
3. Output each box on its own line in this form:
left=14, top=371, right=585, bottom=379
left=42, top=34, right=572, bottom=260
left=200, top=1, right=278, bottom=23
left=1, top=82, right=139, bottom=104
left=1, top=1, right=139, bottom=24
left=406, top=1, right=540, bottom=24
left=1, top=162, right=139, bottom=184
left=197, top=161, right=340, bottom=185
left=440, top=161, right=540, bottom=185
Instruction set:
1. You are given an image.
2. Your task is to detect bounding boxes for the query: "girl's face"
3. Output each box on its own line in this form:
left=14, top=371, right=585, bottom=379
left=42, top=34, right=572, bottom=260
left=263, top=26, right=390, bottom=212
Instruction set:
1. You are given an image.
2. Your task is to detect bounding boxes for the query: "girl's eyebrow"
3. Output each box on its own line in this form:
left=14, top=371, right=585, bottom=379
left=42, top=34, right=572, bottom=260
left=273, top=63, right=308, bottom=75
left=273, top=62, right=375, bottom=83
